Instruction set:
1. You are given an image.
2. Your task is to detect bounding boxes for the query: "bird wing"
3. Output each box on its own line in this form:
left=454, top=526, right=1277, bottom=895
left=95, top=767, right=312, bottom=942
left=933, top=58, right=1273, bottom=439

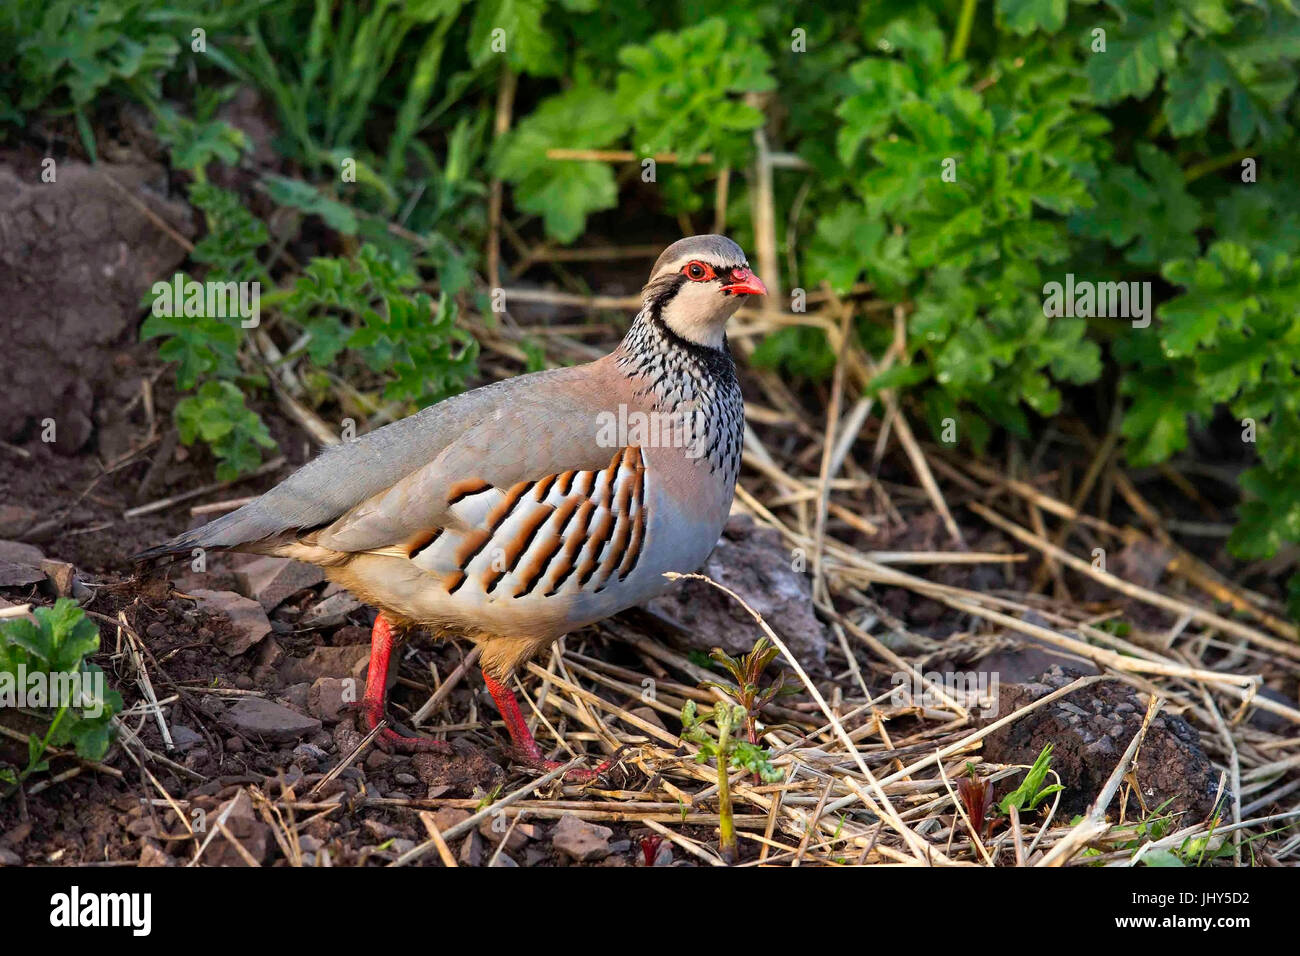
left=138, top=359, right=631, bottom=559
left=345, top=444, right=650, bottom=602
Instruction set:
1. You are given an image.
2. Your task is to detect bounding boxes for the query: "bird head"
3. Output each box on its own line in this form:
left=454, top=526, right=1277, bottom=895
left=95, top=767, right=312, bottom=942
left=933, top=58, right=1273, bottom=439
left=641, top=235, right=767, bottom=349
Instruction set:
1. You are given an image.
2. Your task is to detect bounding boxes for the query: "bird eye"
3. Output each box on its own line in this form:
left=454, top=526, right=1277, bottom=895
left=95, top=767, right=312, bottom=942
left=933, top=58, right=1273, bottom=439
left=683, top=261, right=713, bottom=281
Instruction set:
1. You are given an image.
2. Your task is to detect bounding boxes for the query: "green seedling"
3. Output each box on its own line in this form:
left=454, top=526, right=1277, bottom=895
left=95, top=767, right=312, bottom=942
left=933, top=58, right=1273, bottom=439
left=0, top=600, right=122, bottom=795
left=681, top=699, right=783, bottom=865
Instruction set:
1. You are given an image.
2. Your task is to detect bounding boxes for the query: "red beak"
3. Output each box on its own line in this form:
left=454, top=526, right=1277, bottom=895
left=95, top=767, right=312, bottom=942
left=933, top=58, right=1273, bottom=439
left=721, top=267, right=768, bottom=297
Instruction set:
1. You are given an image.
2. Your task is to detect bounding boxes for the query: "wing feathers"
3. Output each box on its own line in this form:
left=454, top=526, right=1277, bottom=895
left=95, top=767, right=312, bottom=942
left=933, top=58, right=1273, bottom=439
left=400, top=446, right=648, bottom=604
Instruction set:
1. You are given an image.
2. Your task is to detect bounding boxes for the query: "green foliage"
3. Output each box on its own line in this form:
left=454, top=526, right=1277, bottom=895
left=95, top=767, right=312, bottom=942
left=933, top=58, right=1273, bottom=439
left=680, top=700, right=782, bottom=784
left=143, top=177, right=477, bottom=478
left=154, top=90, right=250, bottom=172
left=283, top=244, right=478, bottom=405
left=176, top=380, right=277, bottom=481
left=494, top=84, right=627, bottom=242
left=0, top=600, right=122, bottom=791
left=1121, top=242, right=1300, bottom=563
left=615, top=18, right=774, bottom=165
left=998, top=743, right=1065, bottom=815
left=187, top=182, right=272, bottom=284
left=5, top=0, right=181, bottom=156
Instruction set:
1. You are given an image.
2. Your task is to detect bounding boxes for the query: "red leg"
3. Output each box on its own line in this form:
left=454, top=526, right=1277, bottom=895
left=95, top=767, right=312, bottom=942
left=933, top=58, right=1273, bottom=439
left=481, top=668, right=614, bottom=782
left=362, top=613, right=448, bottom=754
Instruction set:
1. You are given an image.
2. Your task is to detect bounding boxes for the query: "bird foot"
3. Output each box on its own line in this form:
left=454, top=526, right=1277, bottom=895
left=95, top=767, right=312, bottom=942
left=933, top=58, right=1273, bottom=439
left=374, top=723, right=452, bottom=755
left=357, top=612, right=450, bottom=754
left=506, top=743, right=627, bottom=783
left=345, top=701, right=450, bottom=754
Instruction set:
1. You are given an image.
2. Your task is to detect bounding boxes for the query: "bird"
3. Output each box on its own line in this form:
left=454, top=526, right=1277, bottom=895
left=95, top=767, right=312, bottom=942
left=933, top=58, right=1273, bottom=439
left=136, top=234, right=766, bottom=779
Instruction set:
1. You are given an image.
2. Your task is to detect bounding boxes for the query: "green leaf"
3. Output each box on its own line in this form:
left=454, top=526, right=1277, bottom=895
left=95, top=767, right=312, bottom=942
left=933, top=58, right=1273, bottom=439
left=496, top=84, right=628, bottom=242
left=264, top=175, right=359, bottom=236
left=997, top=0, right=1068, bottom=36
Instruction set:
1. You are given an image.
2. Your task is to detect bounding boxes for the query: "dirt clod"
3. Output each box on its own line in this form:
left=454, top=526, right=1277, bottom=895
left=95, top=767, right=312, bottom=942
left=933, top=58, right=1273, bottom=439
left=983, top=666, right=1219, bottom=820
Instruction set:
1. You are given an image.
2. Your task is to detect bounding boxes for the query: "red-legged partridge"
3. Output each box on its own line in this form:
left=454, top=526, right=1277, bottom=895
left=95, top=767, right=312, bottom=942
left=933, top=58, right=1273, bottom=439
left=139, top=235, right=766, bottom=777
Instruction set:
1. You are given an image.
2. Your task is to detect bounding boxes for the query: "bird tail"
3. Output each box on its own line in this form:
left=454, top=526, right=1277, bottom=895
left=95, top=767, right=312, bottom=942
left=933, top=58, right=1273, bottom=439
left=131, top=497, right=289, bottom=564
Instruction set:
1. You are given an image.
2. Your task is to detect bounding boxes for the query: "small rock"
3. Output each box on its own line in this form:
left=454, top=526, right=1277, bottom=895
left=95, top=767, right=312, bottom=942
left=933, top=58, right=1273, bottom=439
left=0, top=560, right=44, bottom=588
left=332, top=721, right=363, bottom=755
left=525, top=845, right=550, bottom=866
left=490, top=852, right=519, bottom=867
left=0, top=540, right=45, bottom=587
left=551, top=813, right=613, bottom=862
left=0, top=540, right=45, bottom=566
left=137, top=841, right=175, bottom=867
left=308, top=677, right=356, bottom=723
left=983, top=665, right=1218, bottom=818
left=433, top=808, right=471, bottom=832
left=168, top=724, right=204, bottom=754
left=277, top=645, right=370, bottom=684
left=646, top=514, right=830, bottom=673
left=190, top=589, right=271, bottom=656
left=394, top=772, right=418, bottom=786
left=234, top=555, right=325, bottom=611
left=0, top=847, right=22, bottom=866
left=479, top=815, right=529, bottom=853
left=293, top=743, right=328, bottom=762
left=224, top=697, right=321, bottom=744
left=301, top=591, right=363, bottom=629
left=279, top=682, right=310, bottom=712
left=209, top=790, right=270, bottom=866
left=225, top=736, right=245, bottom=753
left=39, top=558, right=77, bottom=597
left=458, top=830, right=484, bottom=866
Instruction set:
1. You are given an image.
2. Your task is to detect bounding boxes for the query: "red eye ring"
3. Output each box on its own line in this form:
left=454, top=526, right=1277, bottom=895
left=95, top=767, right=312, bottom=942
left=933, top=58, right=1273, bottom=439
left=682, top=260, right=716, bottom=281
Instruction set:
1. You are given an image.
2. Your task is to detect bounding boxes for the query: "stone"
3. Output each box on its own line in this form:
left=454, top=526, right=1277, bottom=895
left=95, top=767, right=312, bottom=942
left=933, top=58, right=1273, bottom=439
left=168, top=724, right=204, bottom=754
left=0, top=560, right=44, bottom=588
left=982, top=665, right=1218, bottom=819
left=209, top=789, right=270, bottom=866
left=479, top=815, right=530, bottom=853
left=0, top=540, right=45, bottom=587
left=433, top=808, right=471, bottom=833
left=277, top=645, right=370, bottom=684
left=0, top=540, right=45, bottom=566
left=308, top=677, right=357, bottom=723
left=234, top=555, right=325, bottom=611
left=224, top=697, right=321, bottom=744
left=137, top=841, right=176, bottom=867
left=300, top=591, right=363, bottom=629
left=190, top=589, right=271, bottom=656
left=646, top=514, right=830, bottom=674
left=458, top=830, right=484, bottom=867
left=39, top=558, right=77, bottom=597
left=551, top=813, right=613, bottom=862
